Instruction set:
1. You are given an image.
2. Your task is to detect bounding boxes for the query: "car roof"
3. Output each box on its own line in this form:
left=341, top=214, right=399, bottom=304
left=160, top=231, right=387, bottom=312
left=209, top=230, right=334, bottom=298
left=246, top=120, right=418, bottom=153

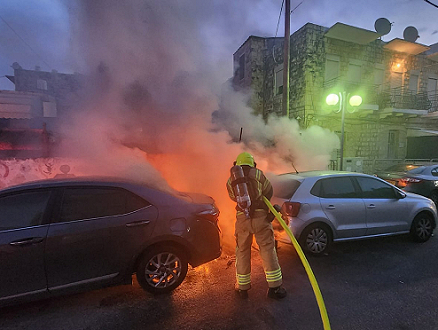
left=277, top=170, right=366, bottom=180
left=412, top=164, right=438, bottom=168
left=382, top=163, right=423, bottom=171
left=407, top=164, right=438, bottom=175
left=0, top=176, right=160, bottom=194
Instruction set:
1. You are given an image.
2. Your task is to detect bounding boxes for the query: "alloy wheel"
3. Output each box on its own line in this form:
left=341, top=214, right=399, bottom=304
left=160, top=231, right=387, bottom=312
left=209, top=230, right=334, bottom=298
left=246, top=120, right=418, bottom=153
left=144, top=252, right=182, bottom=289
left=414, top=217, right=433, bottom=241
left=306, top=228, right=328, bottom=253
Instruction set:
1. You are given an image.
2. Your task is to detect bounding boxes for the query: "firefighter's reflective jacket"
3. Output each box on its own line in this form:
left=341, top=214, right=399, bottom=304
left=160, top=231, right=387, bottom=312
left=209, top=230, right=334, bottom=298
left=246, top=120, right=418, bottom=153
left=227, top=166, right=273, bottom=215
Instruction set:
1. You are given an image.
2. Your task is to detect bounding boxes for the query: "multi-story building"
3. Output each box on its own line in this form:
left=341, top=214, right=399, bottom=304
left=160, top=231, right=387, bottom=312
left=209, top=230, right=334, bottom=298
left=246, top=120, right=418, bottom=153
left=231, top=22, right=438, bottom=173
left=0, top=64, right=83, bottom=158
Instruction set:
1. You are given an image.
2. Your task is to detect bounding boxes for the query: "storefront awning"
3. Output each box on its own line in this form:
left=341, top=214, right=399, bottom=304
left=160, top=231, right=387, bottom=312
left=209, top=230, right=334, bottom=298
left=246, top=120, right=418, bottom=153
left=0, top=104, right=32, bottom=119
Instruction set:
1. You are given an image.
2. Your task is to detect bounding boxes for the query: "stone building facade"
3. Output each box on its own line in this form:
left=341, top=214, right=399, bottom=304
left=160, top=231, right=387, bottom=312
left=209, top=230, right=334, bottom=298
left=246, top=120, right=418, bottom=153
left=232, top=22, right=438, bottom=173
left=6, top=63, right=84, bottom=117
left=0, top=64, right=84, bottom=159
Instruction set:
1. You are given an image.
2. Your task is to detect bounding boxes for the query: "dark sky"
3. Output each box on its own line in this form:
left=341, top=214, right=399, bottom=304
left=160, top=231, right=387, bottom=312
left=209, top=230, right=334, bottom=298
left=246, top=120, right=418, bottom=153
left=0, top=0, right=437, bottom=90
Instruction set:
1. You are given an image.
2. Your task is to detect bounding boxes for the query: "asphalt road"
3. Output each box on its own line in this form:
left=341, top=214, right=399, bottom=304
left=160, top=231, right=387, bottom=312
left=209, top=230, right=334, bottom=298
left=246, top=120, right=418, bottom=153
left=2, top=233, right=438, bottom=330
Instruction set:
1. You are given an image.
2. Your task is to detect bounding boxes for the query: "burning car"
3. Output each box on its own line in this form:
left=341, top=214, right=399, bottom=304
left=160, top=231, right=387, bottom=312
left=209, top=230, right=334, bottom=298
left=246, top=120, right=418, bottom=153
left=0, top=177, right=221, bottom=306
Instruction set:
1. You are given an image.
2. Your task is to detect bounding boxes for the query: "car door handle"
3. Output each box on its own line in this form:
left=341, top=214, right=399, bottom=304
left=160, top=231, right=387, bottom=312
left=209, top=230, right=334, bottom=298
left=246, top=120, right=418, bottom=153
left=126, top=220, right=151, bottom=227
left=326, top=205, right=335, bottom=209
left=367, top=204, right=376, bottom=209
left=9, top=237, right=44, bottom=246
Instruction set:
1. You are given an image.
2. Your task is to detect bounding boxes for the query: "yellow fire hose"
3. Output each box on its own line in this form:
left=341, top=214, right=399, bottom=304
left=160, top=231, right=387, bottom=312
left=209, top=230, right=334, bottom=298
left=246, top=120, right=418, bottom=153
left=263, top=196, right=331, bottom=330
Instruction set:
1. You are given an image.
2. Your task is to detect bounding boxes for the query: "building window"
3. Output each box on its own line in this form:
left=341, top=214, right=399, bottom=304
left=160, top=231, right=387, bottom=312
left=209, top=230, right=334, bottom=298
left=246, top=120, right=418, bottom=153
left=387, top=130, right=399, bottom=159
left=408, top=74, right=419, bottom=93
left=347, top=60, right=362, bottom=83
left=37, top=79, right=48, bottom=90
left=275, top=66, right=283, bottom=95
left=239, top=54, right=245, bottom=80
left=325, top=55, right=340, bottom=83
left=390, top=72, right=403, bottom=105
left=43, top=102, right=57, bottom=117
left=428, top=77, right=437, bottom=97
left=390, top=72, right=403, bottom=89
left=374, top=68, right=385, bottom=92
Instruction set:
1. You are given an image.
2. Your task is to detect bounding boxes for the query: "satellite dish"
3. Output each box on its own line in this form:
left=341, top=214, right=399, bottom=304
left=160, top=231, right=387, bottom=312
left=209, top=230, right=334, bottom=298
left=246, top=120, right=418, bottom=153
left=374, top=18, right=391, bottom=35
left=403, top=26, right=419, bottom=42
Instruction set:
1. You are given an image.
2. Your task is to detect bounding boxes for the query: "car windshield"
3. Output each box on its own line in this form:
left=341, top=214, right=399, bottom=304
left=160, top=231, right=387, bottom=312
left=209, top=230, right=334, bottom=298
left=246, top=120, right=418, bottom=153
left=385, top=164, right=420, bottom=172
left=407, top=166, right=426, bottom=174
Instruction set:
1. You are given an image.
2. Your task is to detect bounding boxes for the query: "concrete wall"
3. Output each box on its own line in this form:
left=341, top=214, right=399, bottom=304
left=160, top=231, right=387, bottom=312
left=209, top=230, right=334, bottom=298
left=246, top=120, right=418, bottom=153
left=13, top=68, right=83, bottom=116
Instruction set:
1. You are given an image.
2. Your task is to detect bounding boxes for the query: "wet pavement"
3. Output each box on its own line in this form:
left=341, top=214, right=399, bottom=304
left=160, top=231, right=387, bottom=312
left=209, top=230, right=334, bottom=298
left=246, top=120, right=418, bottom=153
left=2, top=234, right=438, bottom=330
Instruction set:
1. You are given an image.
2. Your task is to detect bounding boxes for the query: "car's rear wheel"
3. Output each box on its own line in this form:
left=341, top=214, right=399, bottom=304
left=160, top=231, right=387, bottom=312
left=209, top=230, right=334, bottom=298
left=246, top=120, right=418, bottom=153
left=136, top=245, right=188, bottom=294
left=410, top=213, right=434, bottom=242
left=299, top=223, right=332, bottom=256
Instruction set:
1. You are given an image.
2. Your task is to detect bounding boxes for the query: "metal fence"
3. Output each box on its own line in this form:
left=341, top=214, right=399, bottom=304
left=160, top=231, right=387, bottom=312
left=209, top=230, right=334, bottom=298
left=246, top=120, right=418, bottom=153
left=328, top=158, right=438, bottom=174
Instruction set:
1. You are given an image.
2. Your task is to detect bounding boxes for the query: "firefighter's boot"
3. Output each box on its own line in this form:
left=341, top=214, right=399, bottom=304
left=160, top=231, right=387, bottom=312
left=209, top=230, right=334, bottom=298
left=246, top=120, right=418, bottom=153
left=235, top=289, right=249, bottom=299
left=267, top=286, right=287, bottom=299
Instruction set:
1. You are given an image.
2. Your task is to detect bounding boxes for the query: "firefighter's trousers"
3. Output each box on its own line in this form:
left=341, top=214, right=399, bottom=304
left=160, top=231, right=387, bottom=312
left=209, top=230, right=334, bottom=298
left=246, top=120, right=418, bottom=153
left=235, top=209, right=282, bottom=291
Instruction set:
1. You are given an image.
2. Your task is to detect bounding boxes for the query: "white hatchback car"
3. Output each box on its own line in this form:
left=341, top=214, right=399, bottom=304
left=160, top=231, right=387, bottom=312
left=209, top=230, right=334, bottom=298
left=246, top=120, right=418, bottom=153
left=270, top=171, right=437, bottom=255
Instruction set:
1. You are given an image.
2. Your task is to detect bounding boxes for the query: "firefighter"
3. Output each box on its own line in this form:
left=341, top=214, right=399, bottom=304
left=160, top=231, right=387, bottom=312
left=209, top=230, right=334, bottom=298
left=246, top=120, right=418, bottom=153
left=226, top=152, right=287, bottom=300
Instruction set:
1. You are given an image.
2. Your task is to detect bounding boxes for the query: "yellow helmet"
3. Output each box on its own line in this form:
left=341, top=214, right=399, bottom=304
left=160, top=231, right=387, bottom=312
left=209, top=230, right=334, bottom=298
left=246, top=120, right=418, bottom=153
left=235, top=152, right=255, bottom=167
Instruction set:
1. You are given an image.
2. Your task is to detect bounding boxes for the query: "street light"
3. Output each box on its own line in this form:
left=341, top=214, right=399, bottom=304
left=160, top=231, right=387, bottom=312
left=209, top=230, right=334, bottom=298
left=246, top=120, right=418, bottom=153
left=326, top=91, right=363, bottom=171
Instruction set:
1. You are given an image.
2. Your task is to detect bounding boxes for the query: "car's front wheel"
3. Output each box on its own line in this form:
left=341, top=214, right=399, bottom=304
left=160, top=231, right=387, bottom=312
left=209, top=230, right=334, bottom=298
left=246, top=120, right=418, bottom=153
left=410, top=213, right=434, bottom=242
left=299, top=223, right=332, bottom=256
left=136, top=245, right=188, bottom=294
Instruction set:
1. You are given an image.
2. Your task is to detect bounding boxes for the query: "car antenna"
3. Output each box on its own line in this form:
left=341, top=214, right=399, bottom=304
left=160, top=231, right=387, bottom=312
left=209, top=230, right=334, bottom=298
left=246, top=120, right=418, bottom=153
left=239, top=126, right=299, bottom=174
left=285, top=155, right=299, bottom=174
left=292, top=162, right=299, bottom=174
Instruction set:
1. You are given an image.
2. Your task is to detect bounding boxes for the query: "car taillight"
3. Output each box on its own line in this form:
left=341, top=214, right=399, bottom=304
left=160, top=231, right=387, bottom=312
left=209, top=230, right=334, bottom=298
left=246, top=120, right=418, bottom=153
left=400, top=177, right=422, bottom=185
left=197, top=207, right=220, bottom=222
left=281, top=202, right=301, bottom=217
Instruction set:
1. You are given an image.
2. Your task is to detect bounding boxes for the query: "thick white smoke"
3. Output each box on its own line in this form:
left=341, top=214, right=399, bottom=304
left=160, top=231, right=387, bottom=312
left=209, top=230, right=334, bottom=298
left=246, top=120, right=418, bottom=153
left=57, top=0, right=339, bottom=252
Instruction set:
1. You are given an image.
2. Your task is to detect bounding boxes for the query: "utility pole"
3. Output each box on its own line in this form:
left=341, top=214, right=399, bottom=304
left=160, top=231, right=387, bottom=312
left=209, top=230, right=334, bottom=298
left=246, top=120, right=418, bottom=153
left=282, top=0, right=290, bottom=118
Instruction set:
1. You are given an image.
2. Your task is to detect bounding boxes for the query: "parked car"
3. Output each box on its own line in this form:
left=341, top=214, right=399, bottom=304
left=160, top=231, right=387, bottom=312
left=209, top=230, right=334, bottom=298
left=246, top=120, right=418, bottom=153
left=400, top=165, right=438, bottom=206
left=0, top=177, right=221, bottom=306
left=271, top=171, right=437, bottom=256
left=374, top=163, right=423, bottom=188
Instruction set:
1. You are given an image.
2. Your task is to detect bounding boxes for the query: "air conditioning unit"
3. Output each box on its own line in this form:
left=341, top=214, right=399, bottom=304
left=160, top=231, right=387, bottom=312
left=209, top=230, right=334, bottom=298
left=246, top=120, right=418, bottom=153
left=342, top=157, right=364, bottom=173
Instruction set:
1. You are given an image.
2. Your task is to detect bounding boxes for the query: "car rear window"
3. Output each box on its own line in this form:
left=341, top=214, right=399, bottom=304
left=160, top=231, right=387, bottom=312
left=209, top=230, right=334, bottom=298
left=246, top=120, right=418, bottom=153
left=408, top=166, right=426, bottom=174
left=385, top=164, right=420, bottom=172
left=0, top=191, right=51, bottom=230
left=273, top=179, right=301, bottom=199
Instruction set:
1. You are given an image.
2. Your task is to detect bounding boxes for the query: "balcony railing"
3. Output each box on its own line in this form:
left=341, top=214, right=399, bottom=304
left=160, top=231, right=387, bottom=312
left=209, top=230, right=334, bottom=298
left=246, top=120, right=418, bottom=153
left=376, top=86, right=433, bottom=111
left=428, top=93, right=438, bottom=113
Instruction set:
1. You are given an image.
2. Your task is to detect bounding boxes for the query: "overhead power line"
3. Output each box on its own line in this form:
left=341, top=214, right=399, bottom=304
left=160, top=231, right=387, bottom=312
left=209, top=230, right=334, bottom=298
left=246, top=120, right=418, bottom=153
left=272, top=0, right=305, bottom=63
left=274, top=0, right=285, bottom=38
left=0, top=15, right=52, bottom=70
left=424, top=0, right=438, bottom=8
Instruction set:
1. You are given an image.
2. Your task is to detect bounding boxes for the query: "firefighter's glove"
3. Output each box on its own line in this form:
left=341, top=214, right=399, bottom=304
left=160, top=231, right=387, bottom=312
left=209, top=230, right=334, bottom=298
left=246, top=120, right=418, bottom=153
left=267, top=204, right=282, bottom=222
left=267, top=212, right=275, bottom=222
